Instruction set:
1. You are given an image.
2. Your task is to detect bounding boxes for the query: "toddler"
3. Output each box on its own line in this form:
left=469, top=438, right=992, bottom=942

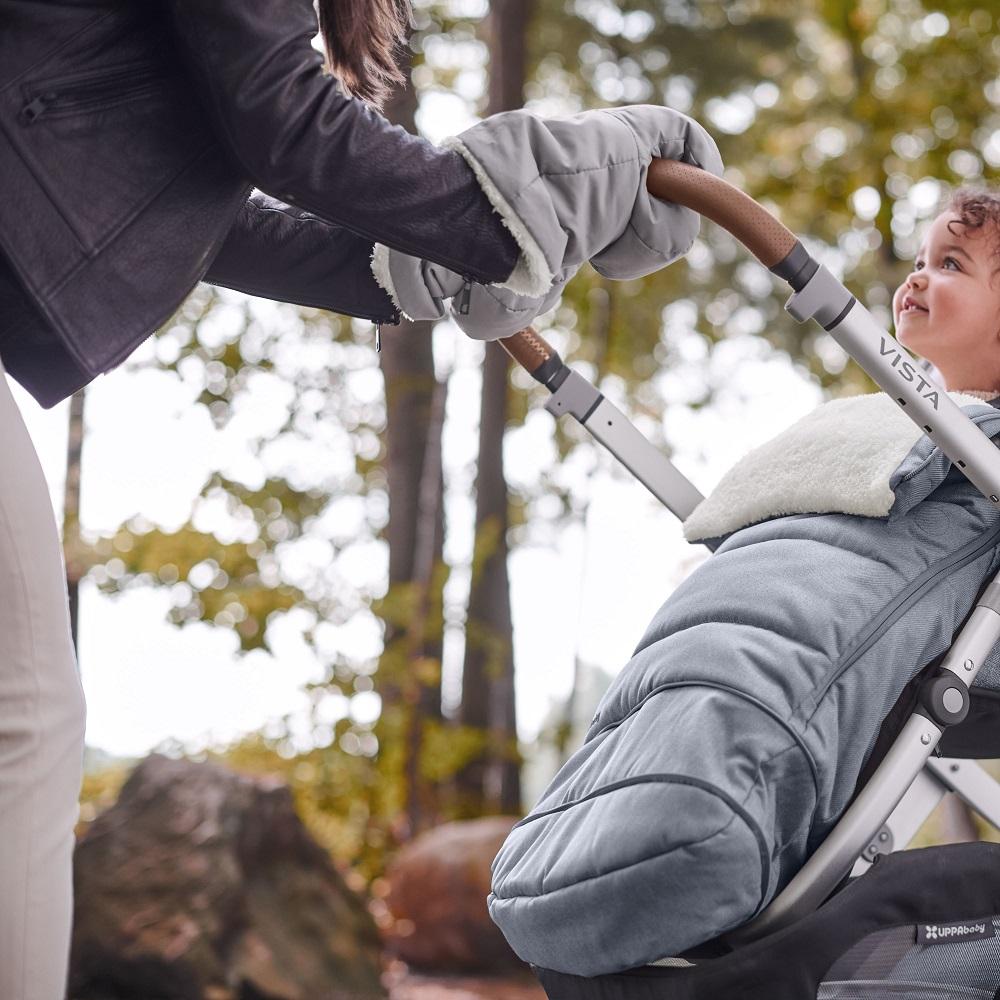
left=893, top=187, right=1000, bottom=400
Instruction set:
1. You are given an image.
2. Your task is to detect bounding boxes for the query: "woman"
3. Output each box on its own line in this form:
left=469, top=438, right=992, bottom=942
left=0, top=0, right=722, bottom=996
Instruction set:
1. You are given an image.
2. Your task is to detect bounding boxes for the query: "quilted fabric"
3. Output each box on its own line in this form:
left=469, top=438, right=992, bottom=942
left=489, top=396, right=1000, bottom=977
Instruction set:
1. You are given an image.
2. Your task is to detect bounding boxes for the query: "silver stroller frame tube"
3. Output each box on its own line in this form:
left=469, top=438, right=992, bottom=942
left=496, top=158, right=1000, bottom=949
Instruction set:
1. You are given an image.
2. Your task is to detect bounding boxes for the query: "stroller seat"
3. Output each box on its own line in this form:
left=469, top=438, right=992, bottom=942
left=534, top=842, right=1000, bottom=999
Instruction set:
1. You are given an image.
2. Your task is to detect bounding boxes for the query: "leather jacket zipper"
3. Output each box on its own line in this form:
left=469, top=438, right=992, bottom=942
left=20, top=64, right=166, bottom=125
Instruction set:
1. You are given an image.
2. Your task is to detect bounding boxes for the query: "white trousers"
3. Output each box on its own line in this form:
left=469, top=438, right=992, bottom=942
left=0, top=358, right=87, bottom=1000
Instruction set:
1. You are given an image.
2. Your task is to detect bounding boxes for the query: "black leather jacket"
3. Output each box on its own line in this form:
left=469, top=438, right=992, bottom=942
left=0, top=0, right=519, bottom=407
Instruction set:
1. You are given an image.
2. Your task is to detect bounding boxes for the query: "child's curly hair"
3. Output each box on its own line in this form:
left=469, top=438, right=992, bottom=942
left=941, top=186, right=1000, bottom=275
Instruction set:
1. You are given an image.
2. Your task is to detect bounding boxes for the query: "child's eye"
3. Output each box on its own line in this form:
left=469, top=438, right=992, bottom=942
left=913, top=257, right=961, bottom=271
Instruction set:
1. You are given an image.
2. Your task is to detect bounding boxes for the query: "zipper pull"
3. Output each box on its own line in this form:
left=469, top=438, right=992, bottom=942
left=374, top=321, right=382, bottom=353
left=455, top=275, right=473, bottom=316
left=20, top=94, right=53, bottom=125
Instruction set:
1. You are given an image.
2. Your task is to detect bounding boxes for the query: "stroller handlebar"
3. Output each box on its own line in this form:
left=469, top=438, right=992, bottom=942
left=645, top=158, right=798, bottom=267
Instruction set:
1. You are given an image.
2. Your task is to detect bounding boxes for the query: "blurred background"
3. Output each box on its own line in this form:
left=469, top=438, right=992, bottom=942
left=17, top=0, right=1000, bottom=995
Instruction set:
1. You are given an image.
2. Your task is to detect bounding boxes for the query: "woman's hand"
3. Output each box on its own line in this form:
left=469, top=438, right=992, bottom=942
left=371, top=252, right=577, bottom=340
left=371, top=104, right=723, bottom=340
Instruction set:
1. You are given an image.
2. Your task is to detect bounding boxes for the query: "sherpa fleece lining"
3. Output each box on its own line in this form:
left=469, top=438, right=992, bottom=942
left=369, top=244, right=401, bottom=316
left=368, top=137, right=554, bottom=312
left=441, top=136, right=552, bottom=298
left=682, top=390, right=990, bottom=542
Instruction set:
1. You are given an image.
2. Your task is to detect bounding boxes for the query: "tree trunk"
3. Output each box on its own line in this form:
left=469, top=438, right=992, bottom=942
left=403, top=377, right=448, bottom=837
left=375, top=55, right=448, bottom=836
left=456, top=0, right=531, bottom=817
left=457, top=343, right=517, bottom=816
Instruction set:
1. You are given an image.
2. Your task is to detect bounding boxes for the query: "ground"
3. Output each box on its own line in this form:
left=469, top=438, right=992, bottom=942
left=385, top=963, right=546, bottom=999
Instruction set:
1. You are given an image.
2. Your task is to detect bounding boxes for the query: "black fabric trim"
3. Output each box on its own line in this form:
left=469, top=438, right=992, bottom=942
left=942, top=687, right=1000, bottom=757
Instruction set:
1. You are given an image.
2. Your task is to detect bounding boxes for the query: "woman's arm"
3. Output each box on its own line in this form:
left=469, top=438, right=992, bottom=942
left=204, top=193, right=402, bottom=322
left=163, top=0, right=519, bottom=285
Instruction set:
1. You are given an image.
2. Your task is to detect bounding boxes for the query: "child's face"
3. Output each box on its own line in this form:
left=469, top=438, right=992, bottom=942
left=892, top=211, right=1000, bottom=390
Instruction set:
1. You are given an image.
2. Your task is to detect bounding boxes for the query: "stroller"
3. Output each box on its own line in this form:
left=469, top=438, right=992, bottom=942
left=491, top=160, right=1000, bottom=999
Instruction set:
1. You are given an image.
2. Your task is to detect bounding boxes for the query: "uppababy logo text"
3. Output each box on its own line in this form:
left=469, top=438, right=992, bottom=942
left=917, top=920, right=996, bottom=946
left=879, top=338, right=940, bottom=410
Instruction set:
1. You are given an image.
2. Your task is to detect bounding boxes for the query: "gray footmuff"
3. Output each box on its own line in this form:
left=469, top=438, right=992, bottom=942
left=489, top=396, right=1000, bottom=977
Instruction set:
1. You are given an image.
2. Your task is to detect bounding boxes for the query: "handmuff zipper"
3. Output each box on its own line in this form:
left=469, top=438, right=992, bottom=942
left=455, top=275, right=474, bottom=315
left=19, top=64, right=167, bottom=125
left=806, top=518, right=1000, bottom=717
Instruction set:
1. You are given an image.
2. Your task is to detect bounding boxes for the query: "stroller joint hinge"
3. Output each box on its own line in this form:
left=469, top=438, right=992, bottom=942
left=917, top=672, right=971, bottom=730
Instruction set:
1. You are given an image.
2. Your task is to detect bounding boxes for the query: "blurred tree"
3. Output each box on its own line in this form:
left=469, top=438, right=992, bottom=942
left=375, top=50, right=450, bottom=842
left=78, top=289, right=369, bottom=656
left=454, top=0, right=532, bottom=819
left=72, top=0, right=533, bottom=872
left=71, top=286, right=398, bottom=872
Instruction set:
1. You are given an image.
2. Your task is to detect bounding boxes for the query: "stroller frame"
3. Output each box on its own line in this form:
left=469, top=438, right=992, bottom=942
left=495, top=160, right=1000, bottom=985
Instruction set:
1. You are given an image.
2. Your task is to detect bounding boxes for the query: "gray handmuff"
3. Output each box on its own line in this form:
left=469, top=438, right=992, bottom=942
left=488, top=401, right=1000, bottom=978
left=370, top=104, right=724, bottom=340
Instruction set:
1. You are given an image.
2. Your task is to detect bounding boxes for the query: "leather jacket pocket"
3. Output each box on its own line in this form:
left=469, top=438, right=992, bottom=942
left=4, top=9, right=217, bottom=268
left=19, top=62, right=168, bottom=125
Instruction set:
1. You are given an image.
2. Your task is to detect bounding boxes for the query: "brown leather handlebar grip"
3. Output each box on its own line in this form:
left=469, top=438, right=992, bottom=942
left=498, top=326, right=558, bottom=377
left=646, top=158, right=797, bottom=268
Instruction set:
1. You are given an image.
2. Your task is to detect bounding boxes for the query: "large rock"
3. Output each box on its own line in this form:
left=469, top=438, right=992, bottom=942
left=69, top=753, right=386, bottom=1000
left=383, top=817, right=524, bottom=974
